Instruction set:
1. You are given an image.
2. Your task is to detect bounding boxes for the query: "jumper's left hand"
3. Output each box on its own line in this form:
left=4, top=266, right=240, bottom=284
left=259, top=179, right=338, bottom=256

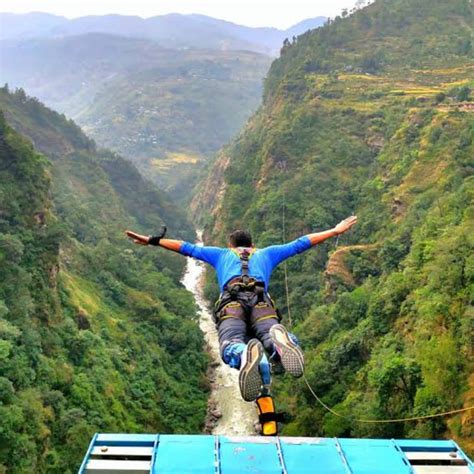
left=334, top=215, right=357, bottom=235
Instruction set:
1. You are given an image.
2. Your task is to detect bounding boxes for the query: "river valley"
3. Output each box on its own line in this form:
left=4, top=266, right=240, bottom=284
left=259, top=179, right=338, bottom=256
left=181, top=241, right=256, bottom=435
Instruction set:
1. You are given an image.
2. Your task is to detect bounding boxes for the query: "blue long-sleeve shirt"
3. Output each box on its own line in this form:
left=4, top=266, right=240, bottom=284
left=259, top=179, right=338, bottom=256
left=179, top=236, right=312, bottom=291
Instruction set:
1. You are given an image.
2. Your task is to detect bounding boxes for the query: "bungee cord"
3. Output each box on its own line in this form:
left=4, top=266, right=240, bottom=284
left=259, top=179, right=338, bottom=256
left=302, top=372, right=474, bottom=424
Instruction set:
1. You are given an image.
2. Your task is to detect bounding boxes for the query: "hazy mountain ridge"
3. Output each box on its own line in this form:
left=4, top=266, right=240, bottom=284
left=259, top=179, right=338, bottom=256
left=196, top=0, right=473, bottom=452
left=0, top=87, right=208, bottom=472
left=0, top=12, right=327, bottom=55
left=0, top=33, right=272, bottom=199
left=0, top=33, right=174, bottom=116
left=0, top=11, right=66, bottom=39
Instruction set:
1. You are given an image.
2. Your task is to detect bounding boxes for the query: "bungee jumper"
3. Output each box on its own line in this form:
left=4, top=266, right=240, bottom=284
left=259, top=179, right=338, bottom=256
left=125, top=216, right=357, bottom=432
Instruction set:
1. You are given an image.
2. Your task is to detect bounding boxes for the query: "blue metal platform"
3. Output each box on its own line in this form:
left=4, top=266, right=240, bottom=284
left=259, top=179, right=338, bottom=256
left=79, top=434, right=474, bottom=473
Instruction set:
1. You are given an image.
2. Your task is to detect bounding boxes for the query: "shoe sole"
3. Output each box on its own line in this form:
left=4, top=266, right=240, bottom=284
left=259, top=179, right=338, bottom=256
left=239, top=339, right=264, bottom=402
left=270, top=324, right=304, bottom=377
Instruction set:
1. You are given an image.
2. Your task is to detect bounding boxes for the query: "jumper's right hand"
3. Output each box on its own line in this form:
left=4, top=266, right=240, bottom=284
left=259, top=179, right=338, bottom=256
left=334, top=215, right=357, bottom=235
left=125, top=230, right=150, bottom=245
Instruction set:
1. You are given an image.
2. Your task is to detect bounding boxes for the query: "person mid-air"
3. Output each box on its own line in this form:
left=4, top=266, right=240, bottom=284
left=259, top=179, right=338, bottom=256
left=126, top=216, right=357, bottom=402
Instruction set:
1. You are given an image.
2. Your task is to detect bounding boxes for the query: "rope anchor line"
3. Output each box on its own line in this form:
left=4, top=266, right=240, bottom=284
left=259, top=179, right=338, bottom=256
left=302, top=374, right=474, bottom=424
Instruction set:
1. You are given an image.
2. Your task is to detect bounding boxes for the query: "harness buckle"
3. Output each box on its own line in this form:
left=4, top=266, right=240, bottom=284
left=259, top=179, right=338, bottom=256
left=229, top=285, right=240, bottom=299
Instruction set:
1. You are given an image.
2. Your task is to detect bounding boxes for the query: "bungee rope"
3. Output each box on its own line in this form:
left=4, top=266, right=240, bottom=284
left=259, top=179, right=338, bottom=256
left=280, top=197, right=474, bottom=424
left=302, top=372, right=474, bottom=424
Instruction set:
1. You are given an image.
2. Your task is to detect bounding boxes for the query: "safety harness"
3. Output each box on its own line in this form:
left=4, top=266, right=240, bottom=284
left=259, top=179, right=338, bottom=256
left=214, top=247, right=273, bottom=321
left=217, top=250, right=286, bottom=434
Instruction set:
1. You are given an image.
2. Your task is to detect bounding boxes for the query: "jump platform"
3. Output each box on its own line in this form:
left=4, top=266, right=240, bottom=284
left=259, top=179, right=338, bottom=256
left=79, top=434, right=474, bottom=474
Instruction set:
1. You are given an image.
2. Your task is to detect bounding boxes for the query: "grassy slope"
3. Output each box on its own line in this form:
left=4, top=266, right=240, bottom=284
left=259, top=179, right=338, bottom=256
left=199, top=0, right=473, bottom=452
left=0, top=88, right=207, bottom=472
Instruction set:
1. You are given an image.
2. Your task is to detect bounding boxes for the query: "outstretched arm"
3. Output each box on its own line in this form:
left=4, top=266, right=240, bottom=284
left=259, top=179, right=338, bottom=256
left=125, top=230, right=224, bottom=266
left=125, top=230, right=183, bottom=252
left=261, top=215, right=358, bottom=267
left=307, top=215, right=357, bottom=246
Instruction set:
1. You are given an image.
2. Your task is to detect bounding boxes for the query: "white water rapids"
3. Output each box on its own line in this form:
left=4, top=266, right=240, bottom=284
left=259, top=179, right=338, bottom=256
left=181, top=243, right=255, bottom=435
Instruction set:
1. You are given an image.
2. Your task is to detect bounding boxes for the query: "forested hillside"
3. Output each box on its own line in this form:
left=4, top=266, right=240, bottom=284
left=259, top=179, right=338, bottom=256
left=76, top=47, right=271, bottom=198
left=196, top=0, right=473, bottom=452
left=0, top=34, right=271, bottom=199
left=0, top=88, right=208, bottom=472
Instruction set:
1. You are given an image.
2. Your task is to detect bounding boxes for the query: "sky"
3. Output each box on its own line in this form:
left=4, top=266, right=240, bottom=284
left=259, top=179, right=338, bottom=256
left=0, top=0, right=360, bottom=29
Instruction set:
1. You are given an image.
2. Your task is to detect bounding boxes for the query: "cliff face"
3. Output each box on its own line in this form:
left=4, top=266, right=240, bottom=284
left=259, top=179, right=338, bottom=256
left=191, top=150, right=232, bottom=235
left=198, top=0, right=473, bottom=452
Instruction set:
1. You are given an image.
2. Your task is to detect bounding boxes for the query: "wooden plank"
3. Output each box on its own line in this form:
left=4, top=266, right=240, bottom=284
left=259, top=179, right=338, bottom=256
left=406, top=451, right=463, bottom=461
left=280, top=438, right=347, bottom=474
left=219, top=437, right=281, bottom=474
left=95, top=434, right=156, bottom=445
left=91, top=446, right=153, bottom=457
left=413, top=466, right=472, bottom=474
left=85, top=459, right=150, bottom=473
left=339, top=438, right=413, bottom=474
left=153, top=435, right=216, bottom=474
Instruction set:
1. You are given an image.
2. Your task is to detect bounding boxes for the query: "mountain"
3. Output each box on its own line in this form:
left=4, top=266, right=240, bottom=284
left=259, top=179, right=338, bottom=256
left=195, top=0, right=473, bottom=453
left=0, top=12, right=67, bottom=39
left=0, top=12, right=327, bottom=55
left=73, top=43, right=271, bottom=198
left=0, top=87, right=208, bottom=472
left=285, top=17, right=328, bottom=38
left=0, top=34, right=176, bottom=116
left=0, top=33, right=272, bottom=199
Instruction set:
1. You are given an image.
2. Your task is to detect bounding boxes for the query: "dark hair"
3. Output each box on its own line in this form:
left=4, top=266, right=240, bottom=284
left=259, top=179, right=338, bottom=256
left=229, top=229, right=252, bottom=247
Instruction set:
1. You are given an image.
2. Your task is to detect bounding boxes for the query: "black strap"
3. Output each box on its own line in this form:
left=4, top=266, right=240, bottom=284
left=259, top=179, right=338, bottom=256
left=259, top=412, right=285, bottom=423
left=239, top=248, right=251, bottom=284
left=148, top=226, right=167, bottom=246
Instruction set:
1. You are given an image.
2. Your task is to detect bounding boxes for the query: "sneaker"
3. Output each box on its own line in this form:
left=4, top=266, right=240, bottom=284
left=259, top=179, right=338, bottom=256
left=222, top=342, right=246, bottom=369
left=269, top=324, right=304, bottom=377
left=239, top=339, right=264, bottom=402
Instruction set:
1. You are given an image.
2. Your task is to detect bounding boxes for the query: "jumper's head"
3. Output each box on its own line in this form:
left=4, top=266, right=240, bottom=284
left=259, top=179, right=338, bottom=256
left=228, top=229, right=253, bottom=248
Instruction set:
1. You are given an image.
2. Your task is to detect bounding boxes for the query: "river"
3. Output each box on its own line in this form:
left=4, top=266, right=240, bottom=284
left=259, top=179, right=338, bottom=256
left=181, top=241, right=255, bottom=435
